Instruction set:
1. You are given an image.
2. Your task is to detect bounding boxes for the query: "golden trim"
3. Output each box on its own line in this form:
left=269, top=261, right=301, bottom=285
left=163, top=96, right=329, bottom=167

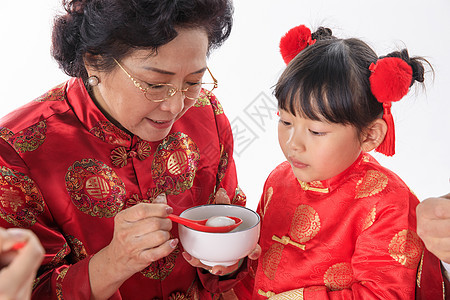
left=258, top=289, right=276, bottom=298
left=272, top=235, right=306, bottom=250
left=298, top=180, right=329, bottom=193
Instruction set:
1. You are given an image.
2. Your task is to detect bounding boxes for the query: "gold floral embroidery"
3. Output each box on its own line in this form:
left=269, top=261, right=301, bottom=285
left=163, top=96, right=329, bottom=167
left=56, top=267, right=69, bottom=300
left=323, top=262, right=354, bottom=291
left=12, top=121, right=47, bottom=153
left=150, top=132, right=200, bottom=196
left=194, top=90, right=211, bottom=107
left=262, top=243, right=284, bottom=280
left=0, top=166, right=45, bottom=227
left=65, top=159, right=126, bottom=218
left=141, top=244, right=180, bottom=280
left=298, top=180, right=329, bottom=193
left=389, top=229, right=424, bottom=269
left=0, top=127, right=14, bottom=142
left=66, top=235, right=87, bottom=262
left=89, top=121, right=130, bottom=146
left=355, top=170, right=388, bottom=199
left=33, top=83, right=66, bottom=102
left=362, top=205, right=377, bottom=231
left=290, top=204, right=321, bottom=243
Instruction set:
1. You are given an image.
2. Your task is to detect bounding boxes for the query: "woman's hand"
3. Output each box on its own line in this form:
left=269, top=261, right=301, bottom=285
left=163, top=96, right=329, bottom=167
left=182, top=188, right=262, bottom=275
left=89, top=194, right=178, bottom=300
left=0, top=227, right=45, bottom=300
left=417, top=193, right=450, bottom=263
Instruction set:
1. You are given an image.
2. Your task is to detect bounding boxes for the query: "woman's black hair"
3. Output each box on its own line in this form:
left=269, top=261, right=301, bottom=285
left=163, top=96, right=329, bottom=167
left=275, top=27, right=430, bottom=134
left=52, top=0, right=233, bottom=80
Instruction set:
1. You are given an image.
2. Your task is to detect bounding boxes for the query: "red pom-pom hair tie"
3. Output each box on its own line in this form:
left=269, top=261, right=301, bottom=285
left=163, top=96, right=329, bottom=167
left=369, top=57, right=413, bottom=156
left=280, top=25, right=316, bottom=65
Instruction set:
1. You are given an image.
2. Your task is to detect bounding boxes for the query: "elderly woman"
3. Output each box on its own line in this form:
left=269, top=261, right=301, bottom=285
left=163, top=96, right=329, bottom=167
left=0, top=0, right=256, bottom=298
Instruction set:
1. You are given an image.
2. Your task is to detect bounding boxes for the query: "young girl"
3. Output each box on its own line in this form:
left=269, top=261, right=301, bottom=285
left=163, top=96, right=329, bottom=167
left=234, top=25, right=444, bottom=299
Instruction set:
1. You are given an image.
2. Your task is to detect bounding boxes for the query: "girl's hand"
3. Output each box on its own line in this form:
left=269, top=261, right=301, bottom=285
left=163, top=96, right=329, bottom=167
left=89, top=194, right=178, bottom=300
left=0, top=227, right=45, bottom=300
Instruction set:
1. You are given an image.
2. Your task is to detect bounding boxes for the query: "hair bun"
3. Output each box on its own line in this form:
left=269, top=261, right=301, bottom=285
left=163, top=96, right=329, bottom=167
left=311, top=27, right=333, bottom=41
left=279, top=24, right=316, bottom=65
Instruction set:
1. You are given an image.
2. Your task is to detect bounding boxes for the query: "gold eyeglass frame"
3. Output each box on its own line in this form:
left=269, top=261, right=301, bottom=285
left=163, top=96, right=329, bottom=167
left=113, top=58, right=218, bottom=103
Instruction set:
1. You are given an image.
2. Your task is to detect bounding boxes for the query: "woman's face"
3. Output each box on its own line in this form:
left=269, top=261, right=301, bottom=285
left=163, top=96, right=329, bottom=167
left=86, top=28, right=209, bottom=142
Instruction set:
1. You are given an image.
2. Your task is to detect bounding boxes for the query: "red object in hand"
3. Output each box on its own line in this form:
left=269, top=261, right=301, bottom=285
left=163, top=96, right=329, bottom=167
left=11, top=242, right=26, bottom=251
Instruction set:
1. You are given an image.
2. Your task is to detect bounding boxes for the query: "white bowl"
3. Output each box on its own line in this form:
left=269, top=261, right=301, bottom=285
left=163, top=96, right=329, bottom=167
left=178, top=204, right=260, bottom=266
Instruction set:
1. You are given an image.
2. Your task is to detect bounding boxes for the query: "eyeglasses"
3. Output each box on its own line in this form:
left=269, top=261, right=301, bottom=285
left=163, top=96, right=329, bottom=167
left=113, top=58, right=218, bottom=103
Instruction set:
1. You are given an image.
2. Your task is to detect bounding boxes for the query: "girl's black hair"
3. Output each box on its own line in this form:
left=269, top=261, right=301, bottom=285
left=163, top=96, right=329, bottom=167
left=52, top=0, right=233, bottom=80
left=275, top=27, right=430, bottom=134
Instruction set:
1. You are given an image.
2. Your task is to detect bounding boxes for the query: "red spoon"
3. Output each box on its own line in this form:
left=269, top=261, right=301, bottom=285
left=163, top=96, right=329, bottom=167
left=168, top=214, right=243, bottom=233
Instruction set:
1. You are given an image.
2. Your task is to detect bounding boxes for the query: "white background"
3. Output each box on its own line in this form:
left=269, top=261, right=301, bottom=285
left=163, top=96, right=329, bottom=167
left=1, top=0, right=449, bottom=210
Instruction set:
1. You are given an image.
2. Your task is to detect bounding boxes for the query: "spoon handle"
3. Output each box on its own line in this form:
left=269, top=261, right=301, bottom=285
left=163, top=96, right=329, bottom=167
left=167, top=214, right=203, bottom=229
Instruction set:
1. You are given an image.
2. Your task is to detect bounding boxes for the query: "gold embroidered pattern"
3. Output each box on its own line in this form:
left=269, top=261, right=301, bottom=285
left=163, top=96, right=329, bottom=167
left=56, top=267, right=69, bottom=300
left=33, top=83, right=66, bottom=102
left=323, top=262, right=354, bottom=291
left=65, top=159, right=126, bottom=218
left=389, top=229, right=424, bottom=269
left=0, top=127, right=14, bottom=142
left=66, top=235, right=88, bottom=262
left=141, top=245, right=180, bottom=280
left=89, top=121, right=130, bottom=146
left=261, top=187, right=273, bottom=219
left=262, top=243, right=284, bottom=280
left=355, top=170, right=388, bottom=199
left=272, top=235, right=306, bottom=250
left=269, top=288, right=305, bottom=299
left=258, top=290, right=276, bottom=298
left=362, top=205, right=377, bottom=231
left=298, top=180, right=329, bottom=193
left=150, top=132, right=200, bottom=196
left=0, top=166, right=45, bottom=227
left=290, top=204, right=321, bottom=244
left=12, top=121, right=47, bottom=153
left=416, top=251, right=424, bottom=288
left=232, top=186, right=246, bottom=206
left=194, top=89, right=211, bottom=107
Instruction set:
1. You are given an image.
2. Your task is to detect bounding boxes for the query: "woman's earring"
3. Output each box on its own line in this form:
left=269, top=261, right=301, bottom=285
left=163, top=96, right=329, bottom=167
left=88, top=75, right=100, bottom=87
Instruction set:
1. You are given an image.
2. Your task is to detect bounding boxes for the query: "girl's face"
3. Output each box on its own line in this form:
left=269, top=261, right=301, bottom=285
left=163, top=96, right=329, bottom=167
left=87, top=28, right=209, bottom=142
left=278, top=109, right=362, bottom=182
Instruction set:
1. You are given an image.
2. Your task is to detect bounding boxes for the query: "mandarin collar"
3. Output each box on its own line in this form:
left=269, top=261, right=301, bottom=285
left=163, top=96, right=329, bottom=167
left=297, top=152, right=368, bottom=194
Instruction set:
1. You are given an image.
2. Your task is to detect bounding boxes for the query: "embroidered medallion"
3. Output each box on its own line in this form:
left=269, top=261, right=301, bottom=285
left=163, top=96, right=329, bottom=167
left=262, top=243, right=284, bottom=280
left=323, top=262, right=354, bottom=291
left=389, top=229, right=423, bottom=269
left=33, top=83, right=66, bottom=102
left=290, top=204, right=321, bottom=243
left=11, top=121, right=47, bottom=153
left=362, top=205, right=377, bottom=231
left=150, top=132, right=200, bottom=195
left=65, top=159, right=126, bottom=218
left=141, top=245, right=180, bottom=280
left=89, top=121, right=130, bottom=146
left=0, top=166, right=45, bottom=227
left=355, top=170, right=388, bottom=199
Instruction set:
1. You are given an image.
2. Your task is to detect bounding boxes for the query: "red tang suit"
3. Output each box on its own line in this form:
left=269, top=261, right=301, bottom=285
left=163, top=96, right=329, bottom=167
left=234, top=153, right=445, bottom=299
left=0, top=78, right=247, bottom=299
